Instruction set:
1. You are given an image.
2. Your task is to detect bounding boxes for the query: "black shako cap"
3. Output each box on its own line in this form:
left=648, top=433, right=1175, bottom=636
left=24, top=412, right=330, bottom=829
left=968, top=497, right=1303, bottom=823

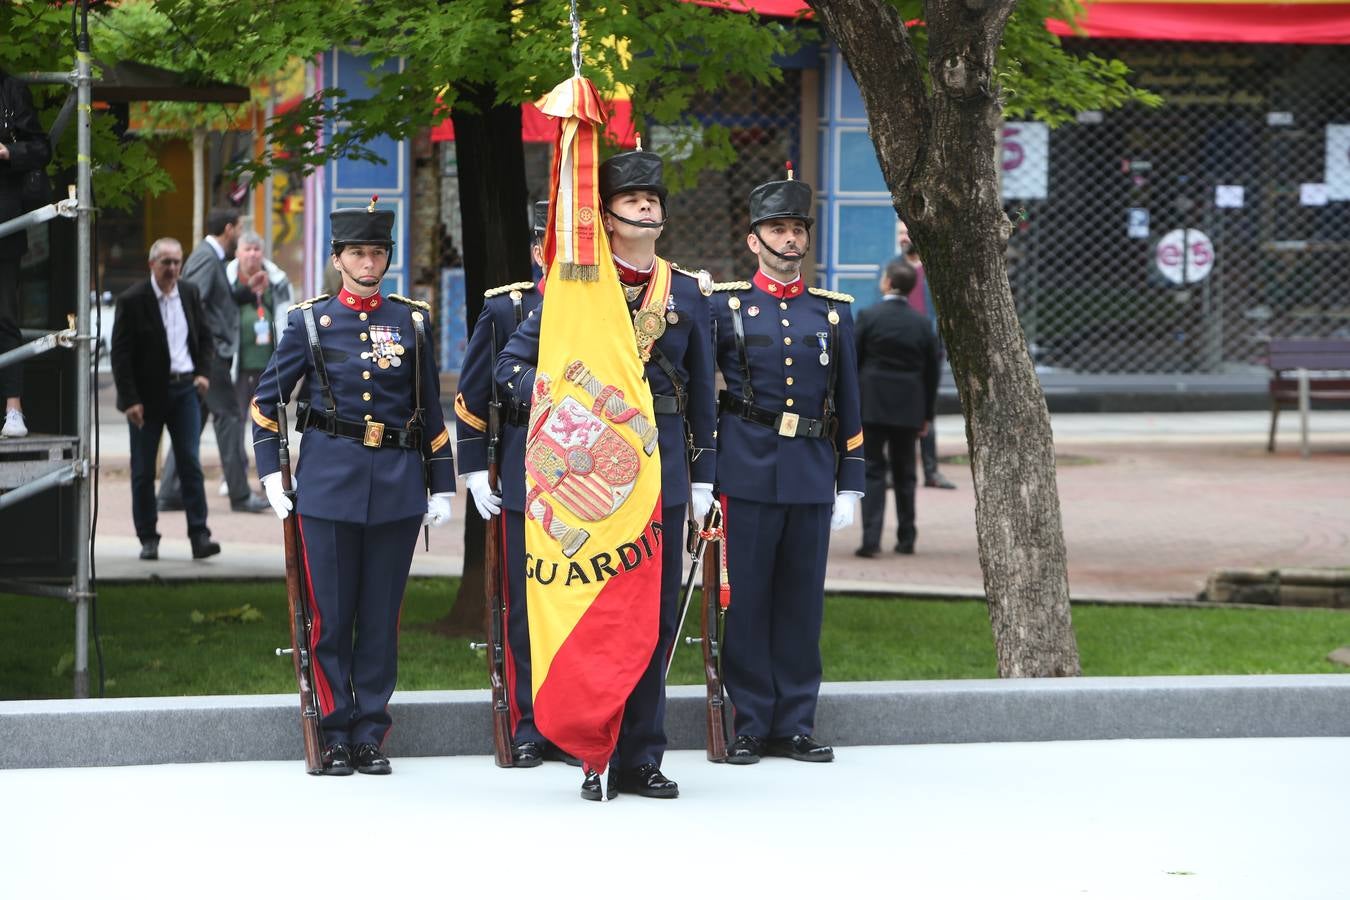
left=532, top=201, right=549, bottom=236
left=599, top=150, right=668, bottom=205
left=330, top=205, right=395, bottom=248
left=749, top=177, right=815, bottom=228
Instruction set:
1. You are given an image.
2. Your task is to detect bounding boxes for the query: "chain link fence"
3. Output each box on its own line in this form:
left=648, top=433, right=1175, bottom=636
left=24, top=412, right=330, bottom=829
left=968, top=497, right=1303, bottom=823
left=1008, top=41, right=1350, bottom=376
left=654, top=72, right=803, bottom=282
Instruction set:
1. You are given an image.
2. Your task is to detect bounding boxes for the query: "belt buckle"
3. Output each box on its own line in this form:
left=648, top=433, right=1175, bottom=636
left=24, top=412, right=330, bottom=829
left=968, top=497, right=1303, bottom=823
left=363, top=421, right=385, bottom=448
left=778, top=412, right=800, bottom=437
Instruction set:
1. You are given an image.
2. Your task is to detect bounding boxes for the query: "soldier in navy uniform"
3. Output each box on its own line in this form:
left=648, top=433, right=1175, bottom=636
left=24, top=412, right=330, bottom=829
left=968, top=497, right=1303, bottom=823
left=455, top=201, right=567, bottom=768
left=250, top=201, right=456, bottom=776
left=708, top=166, right=864, bottom=765
left=495, top=148, right=717, bottom=801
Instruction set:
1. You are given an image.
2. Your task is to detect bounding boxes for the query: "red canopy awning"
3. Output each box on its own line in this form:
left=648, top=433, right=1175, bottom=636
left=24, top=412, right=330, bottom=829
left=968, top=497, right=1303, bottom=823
left=1047, top=2, right=1350, bottom=44
left=695, top=0, right=1350, bottom=44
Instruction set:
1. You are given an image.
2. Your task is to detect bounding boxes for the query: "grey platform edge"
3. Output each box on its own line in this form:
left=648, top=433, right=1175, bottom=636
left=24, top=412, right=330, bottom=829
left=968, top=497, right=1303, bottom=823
left=4, top=674, right=1349, bottom=770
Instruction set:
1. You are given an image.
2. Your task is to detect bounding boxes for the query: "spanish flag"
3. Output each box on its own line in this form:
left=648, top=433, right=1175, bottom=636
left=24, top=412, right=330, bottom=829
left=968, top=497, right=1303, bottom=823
left=524, top=75, right=662, bottom=774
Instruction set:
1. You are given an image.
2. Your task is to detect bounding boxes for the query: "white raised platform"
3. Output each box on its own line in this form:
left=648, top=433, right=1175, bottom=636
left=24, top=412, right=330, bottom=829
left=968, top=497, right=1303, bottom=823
left=4, top=740, right=1348, bottom=898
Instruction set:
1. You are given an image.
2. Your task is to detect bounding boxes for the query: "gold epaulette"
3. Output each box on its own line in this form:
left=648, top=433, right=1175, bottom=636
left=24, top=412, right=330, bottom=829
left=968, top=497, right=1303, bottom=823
left=808, top=286, right=855, bottom=303
left=388, top=293, right=432, bottom=311
left=484, top=281, right=535, bottom=299
left=711, top=281, right=752, bottom=292
left=292, top=294, right=328, bottom=311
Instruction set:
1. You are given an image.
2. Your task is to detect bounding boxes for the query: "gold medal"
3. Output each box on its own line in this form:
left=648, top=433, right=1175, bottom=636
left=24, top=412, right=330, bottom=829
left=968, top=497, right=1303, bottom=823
left=394, top=344, right=405, bottom=356
left=378, top=357, right=391, bottom=370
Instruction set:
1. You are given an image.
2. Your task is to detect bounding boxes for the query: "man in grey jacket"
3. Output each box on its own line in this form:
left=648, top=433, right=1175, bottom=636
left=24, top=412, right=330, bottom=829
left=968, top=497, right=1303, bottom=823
left=159, top=208, right=269, bottom=513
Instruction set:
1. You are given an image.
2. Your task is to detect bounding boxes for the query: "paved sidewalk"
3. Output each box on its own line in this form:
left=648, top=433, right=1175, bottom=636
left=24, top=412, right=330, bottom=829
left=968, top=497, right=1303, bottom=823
left=81, top=380, right=1350, bottom=602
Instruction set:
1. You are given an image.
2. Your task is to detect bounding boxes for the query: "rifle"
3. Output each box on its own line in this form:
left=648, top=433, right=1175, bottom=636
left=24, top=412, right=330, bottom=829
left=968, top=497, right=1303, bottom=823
left=679, top=504, right=729, bottom=762
left=273, top=401, right=325, bottom=775
left=468, top=320, right=514, bottom=767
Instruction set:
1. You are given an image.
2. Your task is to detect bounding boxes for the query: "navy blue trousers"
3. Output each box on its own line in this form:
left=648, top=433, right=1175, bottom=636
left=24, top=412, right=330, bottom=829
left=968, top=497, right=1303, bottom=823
left=721, top=497, right=832, bottom=740
left=297, top=513, right=422, bottom=748
left=613, top=503, right=685, bottom=770
left=502, top=507, right=544, bottom=745
left=128, top=379, right=209, bottom=542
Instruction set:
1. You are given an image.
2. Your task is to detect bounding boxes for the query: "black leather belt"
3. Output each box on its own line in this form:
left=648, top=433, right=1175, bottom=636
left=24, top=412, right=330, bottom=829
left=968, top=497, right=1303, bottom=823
left=503, top=401, right=531, bottom=427
left=297, top=404, right=421, bottom=450
left=719, top=391, right=832, bottom=439
left=168, top=372, right=196, bottom=384
left=652, top=393, right=683, bottom=415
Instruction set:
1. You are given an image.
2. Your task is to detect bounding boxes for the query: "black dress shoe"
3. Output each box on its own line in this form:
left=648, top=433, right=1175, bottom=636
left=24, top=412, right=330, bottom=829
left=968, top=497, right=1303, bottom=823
left=353, top=742, right=391, bottom=775
left=616, top=763, right=679, bottom=799
left=766, top=734, right=835, bottom=762
left=139, top=538, right=159, bottom=561
left=322, top=742, right=355, bottom=776
left=895, top=542, right=915, bottom=555
left=512, top=741, right=544, bottom=768
left=580, top=769, right=618, bottom=801
left=925, top=473, right=957, bottom=489
left=231, top=493, right=270, bottom=513
left=190, top=532, right=221, bottom=560
left=855, top=545, right=879, bottom=558
left=726, top=734, right=765, bottom=765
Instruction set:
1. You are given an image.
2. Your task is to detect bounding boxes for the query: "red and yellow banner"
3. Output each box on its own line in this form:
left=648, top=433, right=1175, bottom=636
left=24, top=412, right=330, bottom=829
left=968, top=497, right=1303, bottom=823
left=523, top=75, right=663, bottom=774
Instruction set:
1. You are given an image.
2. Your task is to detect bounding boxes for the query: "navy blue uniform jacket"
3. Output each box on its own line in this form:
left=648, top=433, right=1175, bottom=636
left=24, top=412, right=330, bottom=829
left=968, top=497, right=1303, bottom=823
left=709, top=276, right=865, bottom=505
left=455, top=281, right=542, bottom=513
left=250, top=291, right=455, bottom=524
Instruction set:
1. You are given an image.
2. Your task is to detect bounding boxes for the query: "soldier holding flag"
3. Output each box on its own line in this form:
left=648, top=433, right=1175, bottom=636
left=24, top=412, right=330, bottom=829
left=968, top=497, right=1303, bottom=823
left=496, top=72, right=716, bottom=800
left=250, top=201, right=456, bottom=775
left=708, top=167, right=865, bottom=765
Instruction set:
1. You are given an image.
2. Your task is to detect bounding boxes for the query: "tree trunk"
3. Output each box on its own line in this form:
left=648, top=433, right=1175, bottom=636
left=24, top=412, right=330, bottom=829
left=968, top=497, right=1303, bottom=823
left=811, top=0, right=1080, bottom=676
left=428, top=87, right=530, bottom=637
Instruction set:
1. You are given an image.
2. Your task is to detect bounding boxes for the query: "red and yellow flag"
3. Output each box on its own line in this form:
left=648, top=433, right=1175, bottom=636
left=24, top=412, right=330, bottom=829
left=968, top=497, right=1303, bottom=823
left=524, top=75, right=662, bottom=774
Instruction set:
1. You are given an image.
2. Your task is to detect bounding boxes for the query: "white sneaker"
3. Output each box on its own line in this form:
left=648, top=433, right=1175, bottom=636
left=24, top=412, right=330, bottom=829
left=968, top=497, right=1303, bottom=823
left=1, top=409, right=27, bottom=438
left=217, top=479, right=229, bottom=497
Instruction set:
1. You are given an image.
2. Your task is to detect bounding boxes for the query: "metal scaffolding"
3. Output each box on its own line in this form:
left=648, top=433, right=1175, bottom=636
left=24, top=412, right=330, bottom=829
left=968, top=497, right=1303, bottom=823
left=0, top=5, right=97, bottom=697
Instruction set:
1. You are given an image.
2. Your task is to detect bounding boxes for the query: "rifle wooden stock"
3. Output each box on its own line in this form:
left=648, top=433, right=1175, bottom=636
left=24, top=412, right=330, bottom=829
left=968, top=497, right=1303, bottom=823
left=700, top=507, right=729, bottom=762
left=483, top=456, right=514, bottom=767
left=277, top=404, right=325, bottom=775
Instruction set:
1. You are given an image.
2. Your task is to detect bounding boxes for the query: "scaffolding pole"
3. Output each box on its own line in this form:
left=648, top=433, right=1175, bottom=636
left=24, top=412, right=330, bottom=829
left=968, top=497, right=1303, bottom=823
left=74, top=9, right=94, bottom=699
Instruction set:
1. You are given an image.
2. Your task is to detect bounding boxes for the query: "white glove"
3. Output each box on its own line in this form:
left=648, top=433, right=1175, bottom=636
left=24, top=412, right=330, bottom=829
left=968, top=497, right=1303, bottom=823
left=260, top=472, right=293, bottom=520
left=690, top=483, right=715, bottom=523
left=424, top=492, right=455, bottom=528
left=464, top=470, right=502, bottom=519
left=830, top=492, right=860, bottom=532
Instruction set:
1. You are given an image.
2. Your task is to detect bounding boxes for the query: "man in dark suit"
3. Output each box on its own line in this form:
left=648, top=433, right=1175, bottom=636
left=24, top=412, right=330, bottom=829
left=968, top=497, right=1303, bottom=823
left=159, top=208, right=269, bottom=513
left=854, top=257, right=938, bottom=557
left=111, top=238, right=221, bottom=561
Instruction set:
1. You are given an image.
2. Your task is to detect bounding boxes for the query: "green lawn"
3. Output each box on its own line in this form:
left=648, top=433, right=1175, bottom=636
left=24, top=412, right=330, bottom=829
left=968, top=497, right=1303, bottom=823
left=4, top=579, right=1349, bottom=700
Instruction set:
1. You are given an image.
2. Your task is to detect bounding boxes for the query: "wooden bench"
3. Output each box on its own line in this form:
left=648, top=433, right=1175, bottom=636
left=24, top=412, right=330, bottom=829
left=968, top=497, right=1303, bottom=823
left=1267, top=339, right=1350, bottom=457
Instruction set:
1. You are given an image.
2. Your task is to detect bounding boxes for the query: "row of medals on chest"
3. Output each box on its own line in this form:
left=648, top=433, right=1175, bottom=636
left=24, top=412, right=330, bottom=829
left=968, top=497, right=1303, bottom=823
left=318, top=313, right=405, bottom=369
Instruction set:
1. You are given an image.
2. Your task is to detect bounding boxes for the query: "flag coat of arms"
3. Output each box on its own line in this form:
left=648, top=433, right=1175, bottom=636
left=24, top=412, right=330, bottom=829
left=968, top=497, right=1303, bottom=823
left=525, top=75, right=662, bottom=774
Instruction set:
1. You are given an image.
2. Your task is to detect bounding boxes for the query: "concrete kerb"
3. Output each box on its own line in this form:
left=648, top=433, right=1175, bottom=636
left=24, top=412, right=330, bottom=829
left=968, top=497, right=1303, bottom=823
left=5, top=674, right=1349, bottom=770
